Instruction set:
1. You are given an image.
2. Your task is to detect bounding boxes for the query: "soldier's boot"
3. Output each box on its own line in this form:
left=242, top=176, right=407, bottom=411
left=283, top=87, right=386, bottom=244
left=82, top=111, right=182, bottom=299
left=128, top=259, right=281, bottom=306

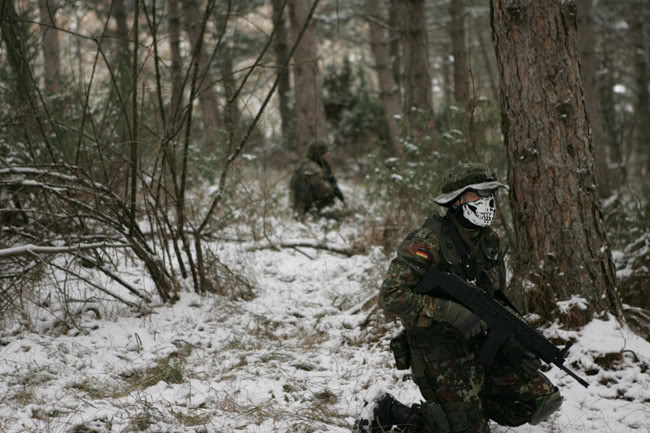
left=392, top=402, right=426, bottom=433
left=354, top=392, right=425, bottom=433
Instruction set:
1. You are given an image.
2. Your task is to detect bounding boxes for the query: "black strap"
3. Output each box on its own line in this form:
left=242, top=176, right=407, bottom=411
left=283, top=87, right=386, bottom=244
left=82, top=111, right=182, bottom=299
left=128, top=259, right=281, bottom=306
left=443, top=218, right=480, bottom=282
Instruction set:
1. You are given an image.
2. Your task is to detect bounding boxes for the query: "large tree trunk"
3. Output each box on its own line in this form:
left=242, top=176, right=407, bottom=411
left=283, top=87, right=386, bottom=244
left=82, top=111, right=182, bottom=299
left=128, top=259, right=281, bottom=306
left=272, top=0, right=295, bottom=149
left=366, top=0, right=402, bottom=156
left=38, top=0, right=61, bottom=95
left=491, top=0, right=622, bottom=321
left=449, top=0, right=469, bottom=106
left=288, top=0, right=328, bottom=151
left=398, top=0, right=435, bottom=145
left=183, top=0, right=220, bottom=146
left=576, top=0, right=611, bottom=197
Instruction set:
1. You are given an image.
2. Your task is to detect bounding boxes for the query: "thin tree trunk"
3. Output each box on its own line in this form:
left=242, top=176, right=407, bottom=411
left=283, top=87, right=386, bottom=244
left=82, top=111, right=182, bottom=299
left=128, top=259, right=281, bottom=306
left=388, top=0, right=401, bottom=102
left=630, top=6, right=650, bottom=179
left=183, top=0, right=220, bottom=145
left=288, top=0, right=328, bottom=151
left=272, top=0, right=295, bottom=149
left=491, top=0, right=622, bottom=320
left=38, top=0, right=61, bottom=95
left=399, top=0, right=435, bottom=145
left=449, top=0, right=469, bottom=106
left=366, top=0, right=402, bottom=156
left=576, top=0, right=611, bottom=197
left=0, top=0, right=50, bottom=161
left=168, top=0, right=184, bottom=129
left=215, top=8, right=242, bottom=149
left=473, top=14, right=498, bottom=103
left=113, top=0, right=132, bottom=111
left=598, top=38, right=624, bottom=185
left=441, top=42, right=452, bottom=108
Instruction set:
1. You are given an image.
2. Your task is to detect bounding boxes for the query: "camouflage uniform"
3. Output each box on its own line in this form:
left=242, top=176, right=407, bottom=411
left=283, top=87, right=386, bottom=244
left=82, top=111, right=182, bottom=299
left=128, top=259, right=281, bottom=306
left=378, top=163, right=562, bottom=433
left=290, top=141, right=344, bottom=215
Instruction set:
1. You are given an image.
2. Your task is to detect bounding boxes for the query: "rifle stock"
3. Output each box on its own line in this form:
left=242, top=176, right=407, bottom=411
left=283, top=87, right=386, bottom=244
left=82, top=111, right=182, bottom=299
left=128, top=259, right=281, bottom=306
left=414, top=267, right=589, bottom=388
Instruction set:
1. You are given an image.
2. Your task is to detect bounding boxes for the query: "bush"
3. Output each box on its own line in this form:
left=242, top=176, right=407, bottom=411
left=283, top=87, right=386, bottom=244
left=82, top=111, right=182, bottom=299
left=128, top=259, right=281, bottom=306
left=322, top=57, right=389, bottom=152
left=363, top=101, right=509, bottom=247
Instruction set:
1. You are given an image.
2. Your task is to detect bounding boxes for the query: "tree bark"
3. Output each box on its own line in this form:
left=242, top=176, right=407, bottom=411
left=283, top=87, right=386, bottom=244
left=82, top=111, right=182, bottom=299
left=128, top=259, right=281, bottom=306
left=491, top=0, right=622, bottom=320
left=288, top=0, right=328, bottom=151
left=576, top=0, right=611, bottom=197
left=449, top=0, right=469, bottom=106
left=272, top=0, right=295, bottom=149
left=398, top=0, right=435, bottom=144
left=38, top=0, right=61, bottom=95
left=366, top=0, right=402, bottom=156
left=183, top=0, right=220, bottom=144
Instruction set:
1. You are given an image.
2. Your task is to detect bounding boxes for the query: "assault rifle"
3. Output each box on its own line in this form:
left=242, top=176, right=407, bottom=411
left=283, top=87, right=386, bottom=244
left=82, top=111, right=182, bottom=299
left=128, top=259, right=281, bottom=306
left=414, top=266, right=589, bottom=388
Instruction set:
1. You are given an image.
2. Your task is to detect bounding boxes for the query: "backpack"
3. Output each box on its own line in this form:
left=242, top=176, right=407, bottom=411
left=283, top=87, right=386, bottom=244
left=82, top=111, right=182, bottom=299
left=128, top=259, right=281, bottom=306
left=290, top=164, right=314, bottom=212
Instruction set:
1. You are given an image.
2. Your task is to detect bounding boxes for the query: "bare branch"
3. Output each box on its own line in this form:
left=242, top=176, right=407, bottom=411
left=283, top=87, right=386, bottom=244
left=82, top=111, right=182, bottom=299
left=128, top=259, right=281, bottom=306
left=0, top=243, right=129, bottom=259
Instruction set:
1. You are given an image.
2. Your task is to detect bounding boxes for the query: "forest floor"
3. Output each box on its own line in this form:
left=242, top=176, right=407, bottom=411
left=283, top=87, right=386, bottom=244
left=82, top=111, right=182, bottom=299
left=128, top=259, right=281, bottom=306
left=0, top=180, right=649, bottom=433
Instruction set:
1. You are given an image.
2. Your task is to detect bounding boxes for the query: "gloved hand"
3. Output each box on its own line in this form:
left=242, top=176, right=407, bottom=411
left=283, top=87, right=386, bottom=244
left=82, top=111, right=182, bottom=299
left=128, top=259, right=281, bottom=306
left=334, top=186, right=345, bottom=203
left=521, top=350, right=542, bottom=376
left=438, top=301, right=488, bottom=339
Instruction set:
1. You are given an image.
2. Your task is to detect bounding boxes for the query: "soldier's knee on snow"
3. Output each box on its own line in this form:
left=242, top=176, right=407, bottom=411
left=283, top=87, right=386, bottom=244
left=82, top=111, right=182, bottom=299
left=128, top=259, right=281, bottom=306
left=528, top=387, right=563, bottom=425
left=420, top=400, right=484, bottom=433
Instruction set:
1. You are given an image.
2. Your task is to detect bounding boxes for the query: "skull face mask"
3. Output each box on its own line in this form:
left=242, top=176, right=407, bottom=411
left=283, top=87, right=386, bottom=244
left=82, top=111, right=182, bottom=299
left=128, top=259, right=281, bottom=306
left=461, top=194, right=496, bottom=227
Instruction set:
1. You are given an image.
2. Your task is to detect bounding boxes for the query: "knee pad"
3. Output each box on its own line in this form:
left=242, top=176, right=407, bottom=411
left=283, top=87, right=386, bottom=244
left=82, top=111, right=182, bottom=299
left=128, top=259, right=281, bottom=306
left=420, top=400, right=483, bottom=433
left=529, top=388, right=563, bottom=425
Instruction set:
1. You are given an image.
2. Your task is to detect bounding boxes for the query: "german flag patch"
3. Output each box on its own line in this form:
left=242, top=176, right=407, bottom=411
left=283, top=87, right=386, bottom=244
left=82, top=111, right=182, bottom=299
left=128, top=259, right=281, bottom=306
left=415, top=249, right=430, bottom=260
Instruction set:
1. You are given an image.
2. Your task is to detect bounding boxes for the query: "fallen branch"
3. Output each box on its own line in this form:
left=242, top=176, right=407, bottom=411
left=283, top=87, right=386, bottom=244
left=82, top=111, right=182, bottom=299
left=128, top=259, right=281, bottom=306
left=0, top=242, right=128, bottom=258
left=248, top=241, right=354, bottom=257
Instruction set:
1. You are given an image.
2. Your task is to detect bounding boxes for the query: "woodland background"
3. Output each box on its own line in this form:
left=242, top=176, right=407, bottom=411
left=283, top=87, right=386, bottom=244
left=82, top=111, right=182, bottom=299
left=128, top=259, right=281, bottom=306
left=1, top=0, right=650, bottom=350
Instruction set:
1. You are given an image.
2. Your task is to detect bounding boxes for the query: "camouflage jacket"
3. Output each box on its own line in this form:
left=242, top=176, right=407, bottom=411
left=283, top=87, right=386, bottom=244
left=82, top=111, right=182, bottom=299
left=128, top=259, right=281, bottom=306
left=290, top=158, right=343, bottom=212
left=298, top=160, right=336, bottom=199
left=379, top=212, right=506, bottom=329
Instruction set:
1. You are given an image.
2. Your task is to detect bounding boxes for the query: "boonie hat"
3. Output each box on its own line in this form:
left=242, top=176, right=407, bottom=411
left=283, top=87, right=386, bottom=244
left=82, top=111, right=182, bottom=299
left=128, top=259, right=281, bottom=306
left=434, top=162, right=509, bottom=205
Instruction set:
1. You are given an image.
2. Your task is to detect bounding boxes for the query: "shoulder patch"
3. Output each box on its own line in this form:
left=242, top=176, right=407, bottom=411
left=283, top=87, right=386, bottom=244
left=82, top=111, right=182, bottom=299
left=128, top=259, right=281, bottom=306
left=415, top=249, right=430, bottom=260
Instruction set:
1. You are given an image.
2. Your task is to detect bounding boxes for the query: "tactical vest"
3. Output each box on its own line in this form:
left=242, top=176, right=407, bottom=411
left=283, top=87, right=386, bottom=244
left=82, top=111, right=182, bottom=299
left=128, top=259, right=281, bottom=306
left=422, top=214, right=501, bottom=295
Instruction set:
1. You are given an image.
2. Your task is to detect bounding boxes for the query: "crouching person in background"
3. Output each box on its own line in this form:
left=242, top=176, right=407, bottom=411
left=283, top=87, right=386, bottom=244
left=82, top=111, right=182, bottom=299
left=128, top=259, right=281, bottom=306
left=289, top=140, right=345, bottom=219
left=356, top=162, right=562, bottom=433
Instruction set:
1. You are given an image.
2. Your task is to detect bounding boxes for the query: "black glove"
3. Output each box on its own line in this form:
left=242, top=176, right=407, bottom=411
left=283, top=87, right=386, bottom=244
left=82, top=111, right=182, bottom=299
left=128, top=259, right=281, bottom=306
left=439, top=301, right=488, bottom=340
left=520, top=350, right=542, bottom=376
left=334, top=186, right=345, bottom=202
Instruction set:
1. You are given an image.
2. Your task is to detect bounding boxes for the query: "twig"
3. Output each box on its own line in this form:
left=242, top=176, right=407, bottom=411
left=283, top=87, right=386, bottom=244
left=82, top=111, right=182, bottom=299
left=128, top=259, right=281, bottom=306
left=78, top=254, right=151, bottom=303
left=37, top=256, right=139, bottom=308
left=292, top=247, right=315, bottom=260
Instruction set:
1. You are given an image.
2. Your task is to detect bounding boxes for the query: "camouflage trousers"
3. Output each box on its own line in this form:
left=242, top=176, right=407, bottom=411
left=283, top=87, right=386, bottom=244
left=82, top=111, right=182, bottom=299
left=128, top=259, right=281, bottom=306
left=407, top=327, right=558, bottom=433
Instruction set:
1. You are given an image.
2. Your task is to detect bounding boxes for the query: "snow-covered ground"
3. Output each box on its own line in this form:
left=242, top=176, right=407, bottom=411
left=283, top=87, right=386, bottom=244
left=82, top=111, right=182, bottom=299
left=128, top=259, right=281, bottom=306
left=1, top=206, right=649, bottom=433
